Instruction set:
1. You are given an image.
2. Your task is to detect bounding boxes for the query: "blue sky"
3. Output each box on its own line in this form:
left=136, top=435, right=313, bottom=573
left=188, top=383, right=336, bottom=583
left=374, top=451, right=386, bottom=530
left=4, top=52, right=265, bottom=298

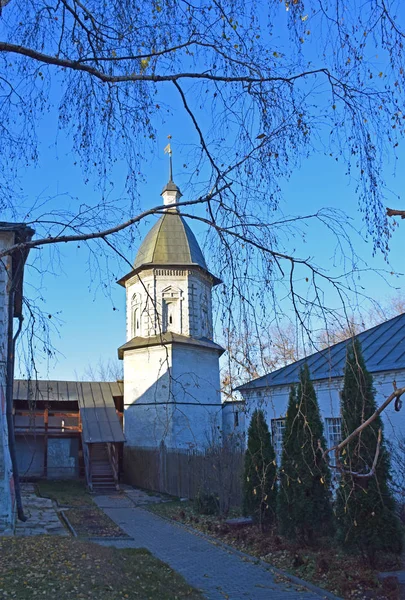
left=14, top=127, right=405, bottom=381
left=4, top=3, right=404, bottom=380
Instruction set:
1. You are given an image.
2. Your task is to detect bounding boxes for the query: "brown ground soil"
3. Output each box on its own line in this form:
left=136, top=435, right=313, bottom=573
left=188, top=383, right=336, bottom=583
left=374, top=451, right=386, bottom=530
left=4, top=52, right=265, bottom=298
left=37, top=480, right=128, bottom=538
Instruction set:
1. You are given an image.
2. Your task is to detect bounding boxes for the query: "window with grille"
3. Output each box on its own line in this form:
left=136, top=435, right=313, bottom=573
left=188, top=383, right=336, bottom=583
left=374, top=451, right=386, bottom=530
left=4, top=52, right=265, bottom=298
left=324, top=417, right=342, bottom=467
left=271, top=418, right=286, bottom=464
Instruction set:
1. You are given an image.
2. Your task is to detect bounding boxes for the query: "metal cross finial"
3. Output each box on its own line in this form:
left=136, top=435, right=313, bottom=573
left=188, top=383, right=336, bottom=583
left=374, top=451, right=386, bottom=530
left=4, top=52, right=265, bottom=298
left=164, top=136, right=173, bottom=181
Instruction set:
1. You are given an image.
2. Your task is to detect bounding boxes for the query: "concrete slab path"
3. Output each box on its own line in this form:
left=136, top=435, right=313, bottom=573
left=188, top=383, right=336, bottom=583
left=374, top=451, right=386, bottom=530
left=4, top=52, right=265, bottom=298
left=15, top=484, right=68, bottom=537
left=94, top=493, right=335, bottom=600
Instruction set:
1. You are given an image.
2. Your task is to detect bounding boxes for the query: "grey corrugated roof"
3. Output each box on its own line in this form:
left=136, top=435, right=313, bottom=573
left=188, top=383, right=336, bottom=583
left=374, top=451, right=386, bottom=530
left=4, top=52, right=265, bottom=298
left=118, top=332, right=224, bottom=359
left=14, top=380, right=125, bottom=444
left=133, top=211, right=207, bottom=270
left=237, top=312, right=405, bottom=391
left=77, top=381, right=125, bottom=444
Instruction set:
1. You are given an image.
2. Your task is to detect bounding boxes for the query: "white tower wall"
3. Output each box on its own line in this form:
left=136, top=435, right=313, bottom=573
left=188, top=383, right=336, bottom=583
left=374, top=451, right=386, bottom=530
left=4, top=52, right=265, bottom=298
left=120, top=181, right=223, bottom=454
left=125, top=269, right=213, bottom=340
left=123, top=345, right=175, bottom=448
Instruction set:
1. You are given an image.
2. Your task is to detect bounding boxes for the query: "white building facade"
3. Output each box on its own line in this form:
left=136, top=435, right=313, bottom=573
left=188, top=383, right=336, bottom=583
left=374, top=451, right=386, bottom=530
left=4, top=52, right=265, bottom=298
left=118, top=179, right=224, bottom=451
left=0, top=223, right=33, bottom=530
left=228, top=314, right=405, bottom=490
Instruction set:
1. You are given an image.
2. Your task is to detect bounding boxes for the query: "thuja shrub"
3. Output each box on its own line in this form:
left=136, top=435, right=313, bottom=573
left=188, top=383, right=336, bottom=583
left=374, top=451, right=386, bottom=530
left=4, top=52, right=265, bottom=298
left=335, top=339, right=403, bottom=564
left=277, top=364, right=333, bottom=544
left=242, top=409, right=277, bottom=530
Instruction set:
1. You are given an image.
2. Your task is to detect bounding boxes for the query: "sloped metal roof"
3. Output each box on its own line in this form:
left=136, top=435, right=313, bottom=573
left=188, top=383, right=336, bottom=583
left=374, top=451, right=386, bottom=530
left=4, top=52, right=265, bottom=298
left=14, top=380, right=125, bottom=444
left=118, top=331, right=225, bottom=359
left=133, top=211, right=207, bottom=270
left=78, top=381, right=125, bottom=444
left=237, top=312, right=405, bottom=391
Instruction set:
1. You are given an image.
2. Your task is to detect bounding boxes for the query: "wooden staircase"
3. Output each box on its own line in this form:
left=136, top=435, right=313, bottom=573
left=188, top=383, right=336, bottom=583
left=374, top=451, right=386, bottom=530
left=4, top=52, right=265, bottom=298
left=83, top=442, right=119, bottom=493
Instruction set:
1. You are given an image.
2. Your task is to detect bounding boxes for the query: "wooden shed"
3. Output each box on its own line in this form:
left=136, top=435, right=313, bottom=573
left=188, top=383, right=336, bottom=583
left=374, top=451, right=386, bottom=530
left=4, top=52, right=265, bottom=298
left=13, top=379, right=125, bottom=492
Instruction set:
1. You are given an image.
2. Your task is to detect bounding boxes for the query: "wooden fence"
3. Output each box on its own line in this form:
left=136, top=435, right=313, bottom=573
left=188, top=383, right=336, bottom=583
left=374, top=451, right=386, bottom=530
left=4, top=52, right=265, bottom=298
left=124, top=444, right=244, bottom=510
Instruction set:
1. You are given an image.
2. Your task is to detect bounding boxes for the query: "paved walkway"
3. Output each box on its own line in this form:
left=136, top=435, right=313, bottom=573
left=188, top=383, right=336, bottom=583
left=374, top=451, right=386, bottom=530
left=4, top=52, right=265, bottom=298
left=15, top=484, right=68, bottom=537
left=94, top=493, right=332, bottom=600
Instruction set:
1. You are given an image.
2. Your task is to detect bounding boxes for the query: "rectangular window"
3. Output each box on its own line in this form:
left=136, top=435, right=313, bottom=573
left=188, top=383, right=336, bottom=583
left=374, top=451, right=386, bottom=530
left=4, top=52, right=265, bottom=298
left=234, top=411, right=239, bottom=428
left=271, top=418, right=286, bottom=464
left=324, top=417, right=342, bottom=467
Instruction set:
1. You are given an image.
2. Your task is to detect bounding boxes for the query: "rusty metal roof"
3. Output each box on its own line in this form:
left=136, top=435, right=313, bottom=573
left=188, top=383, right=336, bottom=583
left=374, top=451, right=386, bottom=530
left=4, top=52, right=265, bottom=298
left=13, top=380, right=125, bottom=444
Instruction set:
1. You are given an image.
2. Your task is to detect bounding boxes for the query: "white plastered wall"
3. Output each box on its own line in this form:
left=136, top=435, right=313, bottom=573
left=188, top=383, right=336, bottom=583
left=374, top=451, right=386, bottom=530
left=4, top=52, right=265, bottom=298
left=123, top=344, right=174, bottom=447
left=242, top=371, right=405, bottom=439
left=221, top=401, right=246, bottom=448
left=169, top=344, right=222, bottom=449
left=124, top=269, right=213, bottom=340
left=0, top=232, right=15, bottom=530
left=122, top=260, right=222, bottom=450
left=239, top=370, right=405, bottom=488
left=123, top=343, right=223, bottom=450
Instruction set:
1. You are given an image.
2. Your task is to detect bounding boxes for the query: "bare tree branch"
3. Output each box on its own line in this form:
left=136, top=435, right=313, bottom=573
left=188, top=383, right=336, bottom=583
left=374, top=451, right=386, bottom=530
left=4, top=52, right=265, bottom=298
left=386, top=207, right=405, bottom=219
left=0, top=42, right=340, bottom=85
left=320, top=384, right=405, bottom=478
left=0, top=187, right=230, bottom=260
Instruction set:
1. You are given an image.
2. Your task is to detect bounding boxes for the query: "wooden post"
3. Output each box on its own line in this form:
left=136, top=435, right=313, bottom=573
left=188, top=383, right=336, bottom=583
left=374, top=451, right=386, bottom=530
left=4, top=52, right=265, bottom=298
left=43, top=407, right=49, bottom=478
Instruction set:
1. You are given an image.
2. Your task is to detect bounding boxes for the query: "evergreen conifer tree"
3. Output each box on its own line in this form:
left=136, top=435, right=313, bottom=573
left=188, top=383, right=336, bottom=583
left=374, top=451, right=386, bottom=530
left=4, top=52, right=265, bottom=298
left=336, top=339, right=403, bottom=563
left=277, top=364, right=333, bottom=544
left=242, top=409, right=277, bottom=530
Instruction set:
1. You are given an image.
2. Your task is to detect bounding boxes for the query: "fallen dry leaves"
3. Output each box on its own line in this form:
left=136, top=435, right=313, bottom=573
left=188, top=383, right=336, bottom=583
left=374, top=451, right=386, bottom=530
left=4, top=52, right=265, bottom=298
left=0, top=537, right=201, bottom=599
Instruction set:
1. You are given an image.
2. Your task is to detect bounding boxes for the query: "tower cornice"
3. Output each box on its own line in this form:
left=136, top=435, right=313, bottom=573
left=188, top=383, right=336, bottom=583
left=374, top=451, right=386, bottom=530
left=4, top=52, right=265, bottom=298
left=116, top=263, right=222, bottom=288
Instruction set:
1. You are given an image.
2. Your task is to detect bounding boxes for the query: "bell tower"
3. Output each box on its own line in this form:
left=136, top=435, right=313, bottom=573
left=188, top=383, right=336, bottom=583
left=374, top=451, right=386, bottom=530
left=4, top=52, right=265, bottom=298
left=117, top=173, right=224, bottom=452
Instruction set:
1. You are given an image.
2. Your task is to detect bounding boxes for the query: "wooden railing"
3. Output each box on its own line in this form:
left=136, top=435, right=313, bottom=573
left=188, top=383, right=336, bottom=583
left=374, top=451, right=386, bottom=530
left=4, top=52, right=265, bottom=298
left=107, top=442, right=119, bottom=490
left=82, top=439, right=92, bottom=491
left=14, top=409, right=81, bottom=436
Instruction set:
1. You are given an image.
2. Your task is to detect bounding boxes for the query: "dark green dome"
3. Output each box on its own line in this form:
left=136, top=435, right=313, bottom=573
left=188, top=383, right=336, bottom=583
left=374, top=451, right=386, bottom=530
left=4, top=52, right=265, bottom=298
left=134, top=211, right=207, bottom=270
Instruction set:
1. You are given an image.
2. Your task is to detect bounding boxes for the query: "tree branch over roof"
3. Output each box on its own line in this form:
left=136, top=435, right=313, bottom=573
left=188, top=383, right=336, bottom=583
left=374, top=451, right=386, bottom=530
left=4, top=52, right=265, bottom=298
left=1, top=0, right=405, bottom=395
left=320, top=383, right=405, bottom=478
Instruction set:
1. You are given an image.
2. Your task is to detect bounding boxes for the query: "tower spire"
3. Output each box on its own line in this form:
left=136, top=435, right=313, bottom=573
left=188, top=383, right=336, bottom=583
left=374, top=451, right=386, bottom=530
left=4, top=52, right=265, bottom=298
left=162, top=137, right=182, bottom=206
left=164, top=136, right=173, bottom=182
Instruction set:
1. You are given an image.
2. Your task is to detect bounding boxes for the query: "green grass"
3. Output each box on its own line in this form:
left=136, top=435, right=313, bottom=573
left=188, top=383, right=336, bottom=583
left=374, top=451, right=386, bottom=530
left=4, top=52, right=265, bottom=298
left=37, top=480, right=94, bottom=507
left=0, top=537, right=201, bottom=599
